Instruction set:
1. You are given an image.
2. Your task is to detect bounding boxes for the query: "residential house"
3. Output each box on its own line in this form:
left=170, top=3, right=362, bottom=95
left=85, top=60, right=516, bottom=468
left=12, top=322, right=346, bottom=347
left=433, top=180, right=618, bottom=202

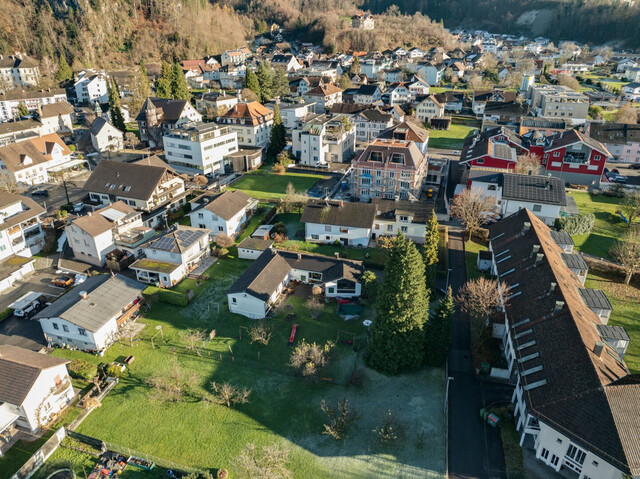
left=0, top=345, right=74, bottom=437
left=351, top=12, right=375, bottom=30
left=0, top=119, right=42, bottom=146
left=221, top=47, right=251, bottom=67
left=303, top=85, right=343, bottom=113
left=83, top=160, right=187, bottom=228
left=195, top=91, right=238, bottom=119
left=218, top=65, right=246, bottom=90
left=527, top=84, right=589, bottom=125
left=406, top=78, right=430, bottom=97
left=408, top=48, right=426, bottom=60
left=0, top=192, right=46, bottom=260
left=188, top=190, right=257, bottom=239
left=290, top=77, right=323, bottom=97
left=467, top=170, right=567, bottom=225
left=291, top=113, right=355, bottom=166
left=482, top=101, right=530, bottom=124
left=301, top=199, right=376, bottom=246
left=622, top=82, right=640, bottom=101
left=237, top=237, right=274, bottom=260
left=354, top=108, right=395, bottom=143
left=371, top=199, right=433, bottom=244
left=74, top=70, right=109, bottom=105
left=35, top=274, right=145, bottom=352
left=0, top=54, right=40, bottom=89
left=66, top=201, right=145, bottom=266
left=378, top=121, right=430, bottom=154
left=0, top=89, right=67, bottom=122
left=271, top=54, right=302, bottom=72
left=217, top=101, right=274, bottom=149
left=589, top=122, right=640, bottom=164
left=472, top=89, right=517, bottom=116
left=130, top=225, right=211, bottom=288
left=382, top=82, right=413, bottom=106
left=383, top=69, right=405, bottom=83
left=415, top=95, right=445, bottom=123
left=273, top=101, right=316, bottom=129
left=35, top=102, right=74, bottom=136
left=487, top=209, right=639, bottom=479
left=416, top=62, right=445, bottom=86
left=136, top=97, right=202, bottom=147
left=89, top=118, right=124, bottom=153
left=227, top=248, right=364, bottom=319
left=434, top=91, right=465, bottom=113
left=163, top=121, right=238, bottom=175
left=352, top=84, right=382, bottom=104
left=616, top=58, right=637, bottom=73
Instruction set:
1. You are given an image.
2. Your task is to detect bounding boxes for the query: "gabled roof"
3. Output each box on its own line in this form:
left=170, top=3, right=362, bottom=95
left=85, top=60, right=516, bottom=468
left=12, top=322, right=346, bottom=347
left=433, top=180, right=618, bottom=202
left=71, top=201, right=136, bottom=237
left=89, top=117, right=121, bottom=136
left=356, top=138, right=426, bottom=170
left=372, top=198, right=433, bottom=223
left=219, top=102, right=273, bottom=125
left=146, top=225, right=209, bottom=254
left=301, top=199, right=376, bottom=229
left=0, top=345, right=70, bottom=406
left=135, top=97, right=191, bottom=123
left=546, top=129, right=611, bottom=157
left=305, top=84, right=343, bottom=96
left=34, top=274, right=145, bottom=334
left=40, top=102, right=74, bottom=118
left=589, top=123, right=640, bottom=146
left=378, top=121, right=429, bottom=143
left=198, top=190, right=254, bottom=221
left=0, top=192, right=45, bottom=232
left=227, top=249, right=292, bottom=301
left=0, top=139, right=50, bottom=173
left=501, top=173, right=567, bottom=206
left=84, top=160, right=177, bottom=200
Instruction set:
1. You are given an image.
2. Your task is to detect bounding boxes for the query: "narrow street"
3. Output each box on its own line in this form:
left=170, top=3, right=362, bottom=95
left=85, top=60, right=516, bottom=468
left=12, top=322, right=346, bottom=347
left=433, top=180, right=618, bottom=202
left=447, top=225, right=513, bottom=479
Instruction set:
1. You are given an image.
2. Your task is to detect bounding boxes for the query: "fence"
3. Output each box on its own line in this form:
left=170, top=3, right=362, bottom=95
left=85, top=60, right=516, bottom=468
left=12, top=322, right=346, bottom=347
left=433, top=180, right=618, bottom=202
left=10, top=427, right=66, bottom=479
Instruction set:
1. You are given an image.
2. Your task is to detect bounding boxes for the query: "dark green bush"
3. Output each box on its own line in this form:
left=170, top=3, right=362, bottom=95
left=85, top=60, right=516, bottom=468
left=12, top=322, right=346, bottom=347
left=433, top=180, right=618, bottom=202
left=554, top=214, right=595, bottom=235
left=143, top=286, right=189, bottom=306
left=69, top=360, right=97, bottom=381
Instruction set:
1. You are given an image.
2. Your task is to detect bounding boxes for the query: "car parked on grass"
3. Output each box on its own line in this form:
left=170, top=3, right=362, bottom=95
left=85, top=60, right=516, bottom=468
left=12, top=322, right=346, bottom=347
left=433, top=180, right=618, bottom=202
left=51, top=275, right=74, bottom=287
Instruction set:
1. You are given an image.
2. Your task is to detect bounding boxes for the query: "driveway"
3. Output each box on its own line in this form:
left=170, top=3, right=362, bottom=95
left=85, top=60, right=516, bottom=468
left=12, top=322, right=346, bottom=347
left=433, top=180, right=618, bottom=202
left=26, top=169, right=90, bottom=212
left=447, top=224, right=512, bottom=479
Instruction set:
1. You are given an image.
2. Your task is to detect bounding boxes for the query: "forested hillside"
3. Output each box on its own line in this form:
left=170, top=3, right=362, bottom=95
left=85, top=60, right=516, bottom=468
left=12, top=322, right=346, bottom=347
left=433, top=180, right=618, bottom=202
left=363, top=0, right=640, bottom=47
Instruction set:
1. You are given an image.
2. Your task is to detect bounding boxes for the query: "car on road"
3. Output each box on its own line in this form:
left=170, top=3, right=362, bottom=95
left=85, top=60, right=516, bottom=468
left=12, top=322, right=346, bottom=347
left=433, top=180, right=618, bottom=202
left=51, top=275, right=74, bottom=287
left=31, top=189, right=49, bottom=197
left=608, top=174, right=628, bottom=184
left=630, top=163, right=640, bottom=170
left=451, top=150, right=462, bottom=155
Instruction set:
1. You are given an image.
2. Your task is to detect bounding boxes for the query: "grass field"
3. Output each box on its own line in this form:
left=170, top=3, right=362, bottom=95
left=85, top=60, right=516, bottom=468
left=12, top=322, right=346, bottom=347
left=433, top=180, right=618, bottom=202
left=44, top=256, right=446, bottom=479
left=428, top=124, right=476, bottom=150
left=568, top=191, right=627, bottom=259
left=464, top=240, right=487, bottom=280
left=229, top=170, right=329, bottom=199
left=585, top=272, right=640, bottom=374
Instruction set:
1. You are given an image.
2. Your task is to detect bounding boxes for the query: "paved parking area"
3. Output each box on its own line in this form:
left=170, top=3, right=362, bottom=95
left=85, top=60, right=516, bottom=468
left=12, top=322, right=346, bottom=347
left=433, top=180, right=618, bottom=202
left=606, top=162, right=640, bottom=186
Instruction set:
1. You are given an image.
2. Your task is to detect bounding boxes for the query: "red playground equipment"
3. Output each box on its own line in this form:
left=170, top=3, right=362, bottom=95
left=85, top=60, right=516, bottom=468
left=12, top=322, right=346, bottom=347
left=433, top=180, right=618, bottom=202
left=288, top=324, right=299, bottom=345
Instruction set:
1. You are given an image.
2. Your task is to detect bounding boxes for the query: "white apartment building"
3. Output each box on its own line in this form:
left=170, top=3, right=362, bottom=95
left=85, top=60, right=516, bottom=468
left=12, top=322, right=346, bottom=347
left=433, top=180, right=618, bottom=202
left=0, top=54, right=40, bottom=90
left=74, top=70, right=109, bottom=105
left=527, top=84, right=589, bottom=125
left=0, top=89, right=67, bottom=122
left=163, top=122, right=238, bottom=175
left=217, top=102, right=273, bottom=149
left=0, top=192, right=45, bottom=262
left=272, top=102, right=316, bottom=130
left=292, top=114, right=355, bottom=166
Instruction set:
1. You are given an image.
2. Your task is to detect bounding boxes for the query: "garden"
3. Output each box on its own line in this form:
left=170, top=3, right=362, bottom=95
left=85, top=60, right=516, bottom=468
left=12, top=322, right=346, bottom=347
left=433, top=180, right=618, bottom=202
left=228, top=169, right=330, bottom=200
left=41, top=254, right=447, bottom=479
left=427, top=124, right=476, bottom=150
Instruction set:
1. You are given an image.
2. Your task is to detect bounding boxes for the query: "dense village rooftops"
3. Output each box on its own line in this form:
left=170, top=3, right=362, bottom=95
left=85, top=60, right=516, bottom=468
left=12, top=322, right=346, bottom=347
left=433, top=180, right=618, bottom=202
left=301, top=199, right=377, bottom=229
left=0, top=345, right=70, bottom=406
left=33, top=274, right=144, bottom=333
left=488, top=209, right=639, bottom=475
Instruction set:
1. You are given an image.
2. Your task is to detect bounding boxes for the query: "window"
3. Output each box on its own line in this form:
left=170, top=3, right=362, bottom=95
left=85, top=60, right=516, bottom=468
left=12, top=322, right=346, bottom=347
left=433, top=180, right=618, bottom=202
left=387, top=225, right=393, bottom=232
left=78, top=328, right=87, bottom=336
left=399, top=215, right=409, bottom=222
left=309, top=272, right=322, bottom=281
left=218, top=226, right=224, bottom=232
left=311, top=234, right=319, bottom=239
left=532, top=204, right=542, bottom=212
left=325, top=225, right=332, bottom=232
left=340, top=227, right=348, bottom=233
left=232, top=297, right=236, bottom=303
left=488, top=184, right=497, bottom=191
left=370, top=152, right=383, bottom=162
left=594, top=155, right=601, bottom=161
left=553, top=151, right=560, bottom=157
left=400, top=226, right=408, bottom=233
left=551, top=455, right=559, bottom=467
left=477, top=158, right=485, bottom=164
left=556, top=438, right=563, bottom=444
left=566, top=445, right=586, bottom=465
left=52, top=323, right=59, bottom=330
left=391, top=153, right=404, bottom=164
left=327, top=287, right=335, bottom=294
left=540, top=448, right=549, bottom=460
left=198, top=213, right=204, bottom=219
left=62, top=325, right=69, bottom=333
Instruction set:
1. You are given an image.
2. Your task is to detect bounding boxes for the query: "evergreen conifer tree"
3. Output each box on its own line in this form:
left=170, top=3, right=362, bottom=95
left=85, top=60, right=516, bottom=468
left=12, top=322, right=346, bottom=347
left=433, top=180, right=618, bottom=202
left=256, top=61, right=275, bottom=102
left=107, top=79, right=127, bottom=132
left=273, top=68, right=290, bottom=98
left=245, top=68, right=261, bottom=100
left=267, top=104, right=286, bottom=161
left=17, top=103, right=30, bottom=117
left=349, top=57, right=360, bottom=75
left=170, top=62, right=191, bottom=101
left=424, top=287, right=454, bottom=366
left=364, top=233, right=430, bottom=374
left=155, top=62, right=172, bottom=99
left=423, top=210, right=439, bottom=289
left=55, top=56, right=73, bottom=83
left=131, top=61, right=152, bottom=114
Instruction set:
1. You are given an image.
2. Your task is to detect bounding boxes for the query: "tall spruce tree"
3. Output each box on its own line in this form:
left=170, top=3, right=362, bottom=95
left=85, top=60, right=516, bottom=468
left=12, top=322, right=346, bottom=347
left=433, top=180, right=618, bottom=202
left=424, top=286, right=454, bottom=366
left=107, top=79, right=127, bottom=132
left=131, top=61, right=151, bottom=115
left=423, top=210, right=439, bottom=289
left=273, top=68, right=290, bottom=98
left=170, top=62, right=191, bottom=101
left=245, top=68, right=261, bottom=100
left=365, top=233, right=430, bottom=374
left=349, top=57, right=360, bottom=75
left=256, top=61, right=275, bottom=102
left=155, top=62, right=172, bottom=99
left=267, top=104, right=286, bottom=161
left=54, top=56, right=73, bottom=83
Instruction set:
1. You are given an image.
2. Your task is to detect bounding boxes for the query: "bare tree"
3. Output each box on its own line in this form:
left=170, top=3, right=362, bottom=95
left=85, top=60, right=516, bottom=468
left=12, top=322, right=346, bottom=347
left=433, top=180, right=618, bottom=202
left=233, top=443, right=292, bottom=479
left=215, top=232, right=235, bottom=248
left=620, top=192, right=640, bottom=227
left=610, top=230, right=640, bottom=284
left=0, top=175, right=25, bottom=195
left=450, top=189, right=498, bottom=240
left=248, top=321, right=272, bottom=345
left=513, top=154, right=542, bottom=175
left=615, top=103, right=638, bottom=125
left=281, top=182, right=307, bottom=213
left=182, top=329, right=207, bottom=354
left=375, top=410, right=402, bottom=444
left=321, top=398, right=360, bottom=440
left=146, top=360, right=198, bottom=402
left=289, top=340, right=334, bottom=381
left=456, top=277, right=511, bottom=350
left=306, top=295, right=324, bottom=320
left=209, top=381, right=251, bottom=408
left=558, top=74, right=581, bottom=92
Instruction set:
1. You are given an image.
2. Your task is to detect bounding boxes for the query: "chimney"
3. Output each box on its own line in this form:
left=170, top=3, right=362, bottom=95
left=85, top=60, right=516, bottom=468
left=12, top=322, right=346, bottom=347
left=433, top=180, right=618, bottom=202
left=594, top=341, right=604, bottom=357
left=549, top=282, right=556, bottom=293
left=522, top=222, right=531, bottom=234
left=553, top=301, right=565, bottom=314
left=79, top=291, right=89, bottom=299
left=532, top=244, right=540, bottom=255
left=334, top=252, right=340, bottom=259
left=535, top=253, right=544, bottom=265
left=297, top=253, right=302, bottom=260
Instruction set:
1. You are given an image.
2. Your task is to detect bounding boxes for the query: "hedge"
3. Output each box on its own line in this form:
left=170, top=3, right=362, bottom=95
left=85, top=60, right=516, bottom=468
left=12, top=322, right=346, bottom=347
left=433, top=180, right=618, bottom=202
left=554, top=214, right=595, bottom=235
left=69, top=360, right=98, bottom=381
left=142, top=286, right=189, bottom=306
left=0, top=307, right=13, bottom=322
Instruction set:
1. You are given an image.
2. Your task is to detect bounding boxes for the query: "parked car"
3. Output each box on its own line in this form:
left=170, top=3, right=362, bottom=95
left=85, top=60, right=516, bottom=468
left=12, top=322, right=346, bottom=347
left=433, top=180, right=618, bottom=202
left=612, top=168, right=620, bottom=174
left=31, top=189, right=49, bottom=197
left=14, top=300, right=40, bottom=318
left=52, top=276, right=74, bottom=287
left=609, top=174, right=628, bottom=183
left=629, top=163, right=640, bottom=170
left=73, top=202, right=85, bottom=214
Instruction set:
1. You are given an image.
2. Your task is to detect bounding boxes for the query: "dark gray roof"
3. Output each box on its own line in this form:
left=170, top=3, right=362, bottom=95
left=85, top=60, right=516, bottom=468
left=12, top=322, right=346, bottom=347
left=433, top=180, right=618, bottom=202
left=278, top=250, right=363, bottom=283
left=550, top=230, right=574, bottom=246
left=83, top=160, right=175, bottom=200
left=372, top=198, right=434, bottom=224
left=0, top=345, right=70, bottom=405
left=237, top=237, right=274, bottom=251
left=34, top=274, right=145, bottom=332
left=561, top=252, right=588, bottom=271
left=147, top=225, right=208, bottom=253
left=597, top=325, right=630, bottom=342
left=301, top=200, right=376, bottom=229
left=227, top=249, right=292, bottom=301
left=579, top=288, right=613, bottom=311
left=89, top=117, right=119, bottom=136
left=135, top=97, right=189, bottom=123
left=502, top=173, right=567, bottom=206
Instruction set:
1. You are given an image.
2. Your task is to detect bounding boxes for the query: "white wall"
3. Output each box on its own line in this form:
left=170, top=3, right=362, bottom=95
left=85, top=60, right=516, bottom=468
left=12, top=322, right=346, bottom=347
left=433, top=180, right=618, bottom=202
left=66, top=224, right=115, bottom=266
left=501, top=200, right=561, bottom=226
left=39, top=316, right=118, bottom=351
left=228, top=292, right=269, bottom=319
left=372, top=219, right=426, bottom=244
left=19, top=365, right=74, bottom=433
left=164, top=129, right=238, bottom=175
left=189, top=208, right=246, bottom=238
left=305, top=223, right=371, bottom=247
left=238, top=247, right=265, bottom=260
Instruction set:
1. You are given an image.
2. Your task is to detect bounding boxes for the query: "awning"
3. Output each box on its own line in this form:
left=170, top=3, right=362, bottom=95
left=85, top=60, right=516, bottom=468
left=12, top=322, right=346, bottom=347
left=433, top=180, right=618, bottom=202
left=47, top=158, right=88, bottom=173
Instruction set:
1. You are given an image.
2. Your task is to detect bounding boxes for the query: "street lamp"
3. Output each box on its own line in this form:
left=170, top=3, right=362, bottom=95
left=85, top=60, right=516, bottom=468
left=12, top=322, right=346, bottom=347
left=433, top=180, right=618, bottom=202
left=445, top=268, right=453, bottom=290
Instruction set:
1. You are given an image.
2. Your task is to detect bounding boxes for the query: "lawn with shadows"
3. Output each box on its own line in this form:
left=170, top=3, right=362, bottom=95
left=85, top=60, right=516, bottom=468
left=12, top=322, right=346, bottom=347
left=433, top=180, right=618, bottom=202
left=427, top=124, right=476, bottom=150
left=568, top=191, right=628, bottom=259
left=50, top=257, right=446, bottom=478
left=229, top=170, right=329, bottom=199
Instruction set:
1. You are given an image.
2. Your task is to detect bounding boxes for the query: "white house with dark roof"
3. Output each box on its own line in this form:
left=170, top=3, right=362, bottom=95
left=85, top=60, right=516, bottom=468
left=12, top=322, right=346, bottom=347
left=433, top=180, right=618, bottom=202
left=354, top=108, right=395, bottom=143
left=188, top=190, right=257, bottom=239
left=35, top=274, right=145, bottom=352
left=89, top=117, right=124, bottom=153
left=74, top=70, right=109, bottom=104
left=301, top=199, right=376, bottom=247
left=371, top=198, right=434, bottom=244
left=227, top=249, right=364, bottom=319
left=0, top=192, right=46, bottom=260
left=237, top=237, right=274, bottom=260
left=0, top=345, right=74, bottom=437
left=130, top=225, right=210, bottom=288
left=0, top=88, right=67, bottom=123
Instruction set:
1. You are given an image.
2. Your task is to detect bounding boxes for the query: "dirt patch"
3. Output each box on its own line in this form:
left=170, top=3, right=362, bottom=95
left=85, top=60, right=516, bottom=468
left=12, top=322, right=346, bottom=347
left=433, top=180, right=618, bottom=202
left=516, top=9, right=554, bottom=35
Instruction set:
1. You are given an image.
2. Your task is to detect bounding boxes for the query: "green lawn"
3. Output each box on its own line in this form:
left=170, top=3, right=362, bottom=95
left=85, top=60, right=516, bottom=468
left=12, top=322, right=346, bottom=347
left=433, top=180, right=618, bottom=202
left=235, top=204, right=276, bottom=243
left=229, top=170, right=329, bottom=199
left=45, top=256, right=446, bottom=479
left=428, top=124, right=476, bottom=150
left=585, top=272, right=640, bottom=374
left=464, top=240, right=487, bottom=280
left=568, top=191, right=627, bottom=259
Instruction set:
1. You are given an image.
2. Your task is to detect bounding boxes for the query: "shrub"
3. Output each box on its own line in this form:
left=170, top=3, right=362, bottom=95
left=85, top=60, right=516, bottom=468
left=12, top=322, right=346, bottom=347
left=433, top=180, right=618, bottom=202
left=0, top=307, right=13, bottom=322
left=272, top=163, right=286, bottom=175
left=142, top=286, right=189, bottom=307
left=554, top=213, right=595, bottom=235
left=273, top=222, right=287, bottom=235
left=106, top=364, right=122, bottom=378
left=69, top=360, right=97, bottom=381
left=471, top=227, right=489, bottom=242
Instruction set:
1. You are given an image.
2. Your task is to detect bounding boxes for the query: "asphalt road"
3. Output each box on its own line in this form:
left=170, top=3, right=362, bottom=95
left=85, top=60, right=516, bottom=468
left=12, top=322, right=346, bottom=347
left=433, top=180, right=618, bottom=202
left=447, top=225, right=513, bottom=479
left=27, top=170, right=90, bottom=212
